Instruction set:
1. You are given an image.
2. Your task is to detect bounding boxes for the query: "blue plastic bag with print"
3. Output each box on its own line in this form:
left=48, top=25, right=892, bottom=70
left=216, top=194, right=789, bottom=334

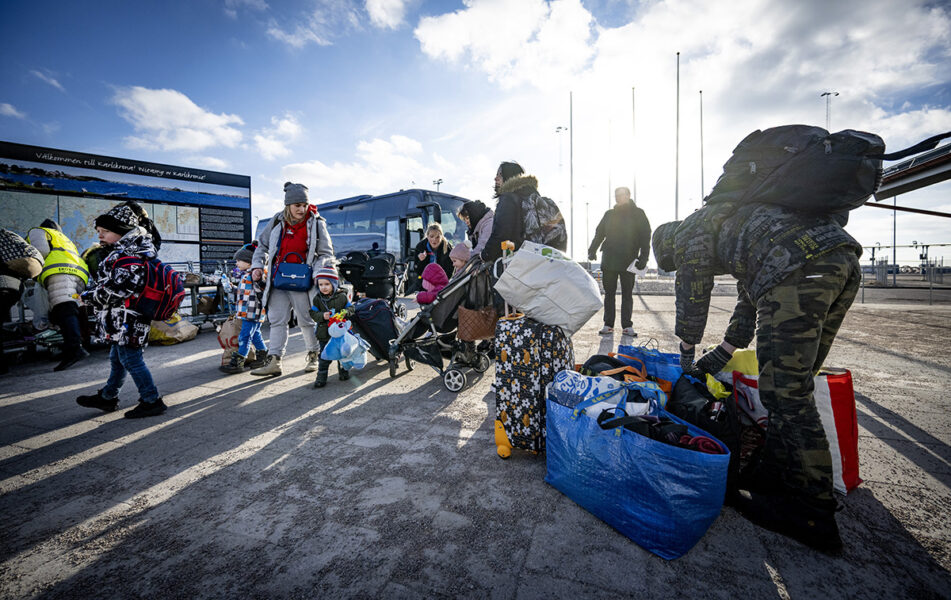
left=545, top=377, right=729, bottom=560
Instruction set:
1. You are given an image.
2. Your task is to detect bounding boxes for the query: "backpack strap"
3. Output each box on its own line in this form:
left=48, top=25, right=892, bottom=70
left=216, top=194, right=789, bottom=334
left=869, top=131, right=951, bottom=161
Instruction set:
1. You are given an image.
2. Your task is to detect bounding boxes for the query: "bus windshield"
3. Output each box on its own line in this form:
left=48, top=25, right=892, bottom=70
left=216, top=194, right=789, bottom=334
left=431, top=195, right=467, bottom=245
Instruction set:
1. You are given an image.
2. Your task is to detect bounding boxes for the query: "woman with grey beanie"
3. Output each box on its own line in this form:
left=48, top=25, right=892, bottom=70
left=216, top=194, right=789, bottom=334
left=249, top=182, right=335, bottom=376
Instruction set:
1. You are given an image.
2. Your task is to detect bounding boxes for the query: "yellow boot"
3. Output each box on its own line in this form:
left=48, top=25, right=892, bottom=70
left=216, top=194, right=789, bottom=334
left=494, top=420, right=512, bottom=459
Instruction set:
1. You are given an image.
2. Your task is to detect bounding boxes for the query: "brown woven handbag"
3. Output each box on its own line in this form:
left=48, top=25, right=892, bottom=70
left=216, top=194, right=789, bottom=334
left=456, top=305, right=499, bottom=341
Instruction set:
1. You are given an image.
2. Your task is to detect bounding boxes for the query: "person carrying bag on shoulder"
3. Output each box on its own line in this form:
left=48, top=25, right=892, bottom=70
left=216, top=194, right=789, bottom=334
left=250, top=182, right=335, bottom=377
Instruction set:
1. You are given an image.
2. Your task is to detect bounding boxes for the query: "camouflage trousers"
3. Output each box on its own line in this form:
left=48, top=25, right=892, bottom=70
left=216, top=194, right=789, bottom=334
left=750, top=249, right=861, bottom=505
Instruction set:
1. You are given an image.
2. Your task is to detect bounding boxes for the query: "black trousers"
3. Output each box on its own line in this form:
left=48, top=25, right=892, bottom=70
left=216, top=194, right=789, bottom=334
left=49, top=302, right=84, bottom=352
left=601, top=269, right=634, bottom=329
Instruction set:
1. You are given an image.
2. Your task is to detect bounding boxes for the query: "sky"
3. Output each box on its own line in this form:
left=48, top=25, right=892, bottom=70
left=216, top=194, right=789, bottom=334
left=2, top=0, right=950, bottom=265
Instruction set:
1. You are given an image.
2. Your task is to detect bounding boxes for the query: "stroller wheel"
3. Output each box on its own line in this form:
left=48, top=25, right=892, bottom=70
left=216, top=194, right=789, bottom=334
left=395, top=302, right=407, bottom=320
left=474, top=353, right=491, bottom=373
left=389, top=358, right=398, bottom=378
left=405, top=355, right=415, bottom=371
left=443, top=368, right=466, bottom=392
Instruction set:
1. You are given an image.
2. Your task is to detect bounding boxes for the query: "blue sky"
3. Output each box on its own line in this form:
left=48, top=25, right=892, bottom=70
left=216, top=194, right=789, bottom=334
left=2, top=0, right=950, bottom=264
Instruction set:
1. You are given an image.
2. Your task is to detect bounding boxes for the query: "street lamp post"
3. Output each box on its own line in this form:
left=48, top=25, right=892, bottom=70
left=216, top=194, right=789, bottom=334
left=555, top=126, right=567, bottom=169
left=821, top=91, right=839, bottom=130
left=433, top=178, right=443, bottom=191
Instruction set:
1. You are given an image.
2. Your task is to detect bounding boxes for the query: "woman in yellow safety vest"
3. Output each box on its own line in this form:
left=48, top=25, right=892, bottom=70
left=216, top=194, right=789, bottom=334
left=27, top=219, right=90, bottom=371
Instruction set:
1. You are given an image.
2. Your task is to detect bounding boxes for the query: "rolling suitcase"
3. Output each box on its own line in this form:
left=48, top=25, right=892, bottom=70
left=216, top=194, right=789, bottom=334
left=493, top=314, right=574, bottom=458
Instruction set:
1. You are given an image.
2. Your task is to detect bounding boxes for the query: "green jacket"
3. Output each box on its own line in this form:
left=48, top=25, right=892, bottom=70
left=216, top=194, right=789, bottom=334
left=310, top=288, right=352, bottom=342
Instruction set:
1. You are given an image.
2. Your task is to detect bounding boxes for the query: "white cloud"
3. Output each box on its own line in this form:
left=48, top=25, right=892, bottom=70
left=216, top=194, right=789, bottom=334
left=112, top=86, right=244, bottom=152
left=266, top=21, right=332, bottom=47
left=366, top=0, right=406, bottom=29
left=0, top=103, right=26, bottom=119
left=266, top=1, right=362, bottom=48
left=412, top=0, right=951, bottom=257
left=30, top=69, right=64, bottom=92
left=282, top=133, right=429, bottom=192
left=254, top=113, right=304, bottom=160
left=224, top=0, right=269, bottom=19
left=186, top=155, right=230, bottom=170
left=415, top=0, right=595, bottom=90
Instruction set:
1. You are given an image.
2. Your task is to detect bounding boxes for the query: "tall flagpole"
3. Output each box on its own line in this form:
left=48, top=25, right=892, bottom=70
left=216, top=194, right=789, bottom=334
left=632, top=86, right=636, bottom=203
left=699, top=89, right=704, bottom=201
left=569, top=91, right=574, bottom=258
left=607, top=119, right=612, bottom=212
left=675, top=52, right=680, bottom=220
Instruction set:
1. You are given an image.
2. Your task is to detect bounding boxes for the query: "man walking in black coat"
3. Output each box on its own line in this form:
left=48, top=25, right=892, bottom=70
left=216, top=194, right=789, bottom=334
left=588, top=186, right=651, bottom=337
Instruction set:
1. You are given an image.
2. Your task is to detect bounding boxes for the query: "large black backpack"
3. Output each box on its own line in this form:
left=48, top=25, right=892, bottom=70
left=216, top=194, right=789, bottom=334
left=704, top=125, right=950, bottom=213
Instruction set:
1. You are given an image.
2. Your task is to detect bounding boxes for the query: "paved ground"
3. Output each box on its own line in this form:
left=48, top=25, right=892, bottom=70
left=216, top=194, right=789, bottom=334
left=1, top=295, right=949, bottom=599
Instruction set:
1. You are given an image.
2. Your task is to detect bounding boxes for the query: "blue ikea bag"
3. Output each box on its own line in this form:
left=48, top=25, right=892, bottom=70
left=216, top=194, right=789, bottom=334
left=617, top=343, right=683, bottom=383
left=545, top=378, right=729, bottom=560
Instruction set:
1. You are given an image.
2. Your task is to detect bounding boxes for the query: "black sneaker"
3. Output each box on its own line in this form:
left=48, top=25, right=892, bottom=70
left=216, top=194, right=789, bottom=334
left=76, top=389, right=118, bottom=412
left=734, top=492, right=843, bottom=555
left=124, top=398, right=167, bottom=419
left=55, top=347, right=90, bottom=372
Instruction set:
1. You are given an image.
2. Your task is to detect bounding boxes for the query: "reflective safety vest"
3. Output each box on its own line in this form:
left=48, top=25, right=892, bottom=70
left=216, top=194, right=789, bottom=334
left=31, top=227, right=89, bottom=286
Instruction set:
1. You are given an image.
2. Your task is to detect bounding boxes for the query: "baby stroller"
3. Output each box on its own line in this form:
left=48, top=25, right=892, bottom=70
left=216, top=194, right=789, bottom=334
left=337, top=251, right=369, bottom=296
left=390, top=257, right=493, bottom=392
left=339, top=251, right=408, bottom=320
left=348, top=296, right=414, bottom=377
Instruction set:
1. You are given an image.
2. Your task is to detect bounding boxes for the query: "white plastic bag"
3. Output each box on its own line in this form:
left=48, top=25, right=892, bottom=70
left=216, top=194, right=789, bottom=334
left=22, top=280, right=51, bottom=330
left=494, top=242, right=602, bottom=335
left=626, top=259, right=647, bottom=277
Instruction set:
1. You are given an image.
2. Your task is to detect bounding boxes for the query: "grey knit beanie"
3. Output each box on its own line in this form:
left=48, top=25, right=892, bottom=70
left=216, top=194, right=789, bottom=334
left=284, top=182, right=309, bottom=205
left=233, top=241, right=257, bottom=264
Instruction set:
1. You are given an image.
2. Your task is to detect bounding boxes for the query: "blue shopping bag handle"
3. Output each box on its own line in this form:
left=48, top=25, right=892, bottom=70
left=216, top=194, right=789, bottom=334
left=570, top=380, right=666, bottom=422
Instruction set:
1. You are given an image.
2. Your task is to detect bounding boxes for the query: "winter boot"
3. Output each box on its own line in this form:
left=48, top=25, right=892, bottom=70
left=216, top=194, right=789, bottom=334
left=304, top=350, right=320, bottom=373
left=245, top=349, right=268, bottom=369
left=124, top=397, right=168, bottom=419
left=338, top=365, right=350, bottom=381
left=250, top=355, right=282, bottom=376
left=734, top=492, right=843, bottom=555
left=314, top=369, right=329, bottom=388
left=219, top=352, right=247, bottom=374
left=76, top=389, right=118, bottom=413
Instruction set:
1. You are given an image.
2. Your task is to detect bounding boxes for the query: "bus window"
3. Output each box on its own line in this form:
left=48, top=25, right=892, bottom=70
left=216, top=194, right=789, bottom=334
left=406, top=215, right=423, bottom=251
left=385, top=218, right=400, bottom=255
left=325, top=205, right=348, bottom=237
left=346, top=203, right=372, bottom=232
left=427, top=194, right=467, bottom=245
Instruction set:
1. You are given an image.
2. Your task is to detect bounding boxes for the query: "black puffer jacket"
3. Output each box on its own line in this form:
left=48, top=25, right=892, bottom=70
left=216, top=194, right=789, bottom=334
left=588, top=201, right=651, bottom=272
left=480, top=174, right=538, bottom=261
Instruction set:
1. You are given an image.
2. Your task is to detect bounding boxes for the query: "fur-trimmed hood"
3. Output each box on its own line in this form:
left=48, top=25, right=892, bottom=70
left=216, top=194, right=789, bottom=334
left=499, top=174, right=538, bottom=196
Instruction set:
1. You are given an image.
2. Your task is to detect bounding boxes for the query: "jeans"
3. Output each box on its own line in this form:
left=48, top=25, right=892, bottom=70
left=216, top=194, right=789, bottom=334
left=237, top=318, right=267, bottom=357
left=102, top=344, right=160, bottom=403
left=602, top=269, right=635, bottom=329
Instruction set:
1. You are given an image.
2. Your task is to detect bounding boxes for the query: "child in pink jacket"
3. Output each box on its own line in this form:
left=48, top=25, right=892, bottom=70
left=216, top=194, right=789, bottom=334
left=416, top=262, right=449, bottom=305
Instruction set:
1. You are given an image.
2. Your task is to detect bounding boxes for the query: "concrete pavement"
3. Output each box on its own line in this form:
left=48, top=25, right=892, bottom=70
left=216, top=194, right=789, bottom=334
left=1, top=295, right=949, bottom=598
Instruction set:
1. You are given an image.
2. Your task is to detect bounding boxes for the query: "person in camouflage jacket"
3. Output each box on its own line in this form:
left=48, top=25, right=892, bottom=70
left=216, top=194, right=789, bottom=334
left=653, top=200, right=862, bottom=554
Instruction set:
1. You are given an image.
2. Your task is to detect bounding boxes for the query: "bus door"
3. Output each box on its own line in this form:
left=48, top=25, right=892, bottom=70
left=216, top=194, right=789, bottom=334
left=402, top=213, right=425, bottom=292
